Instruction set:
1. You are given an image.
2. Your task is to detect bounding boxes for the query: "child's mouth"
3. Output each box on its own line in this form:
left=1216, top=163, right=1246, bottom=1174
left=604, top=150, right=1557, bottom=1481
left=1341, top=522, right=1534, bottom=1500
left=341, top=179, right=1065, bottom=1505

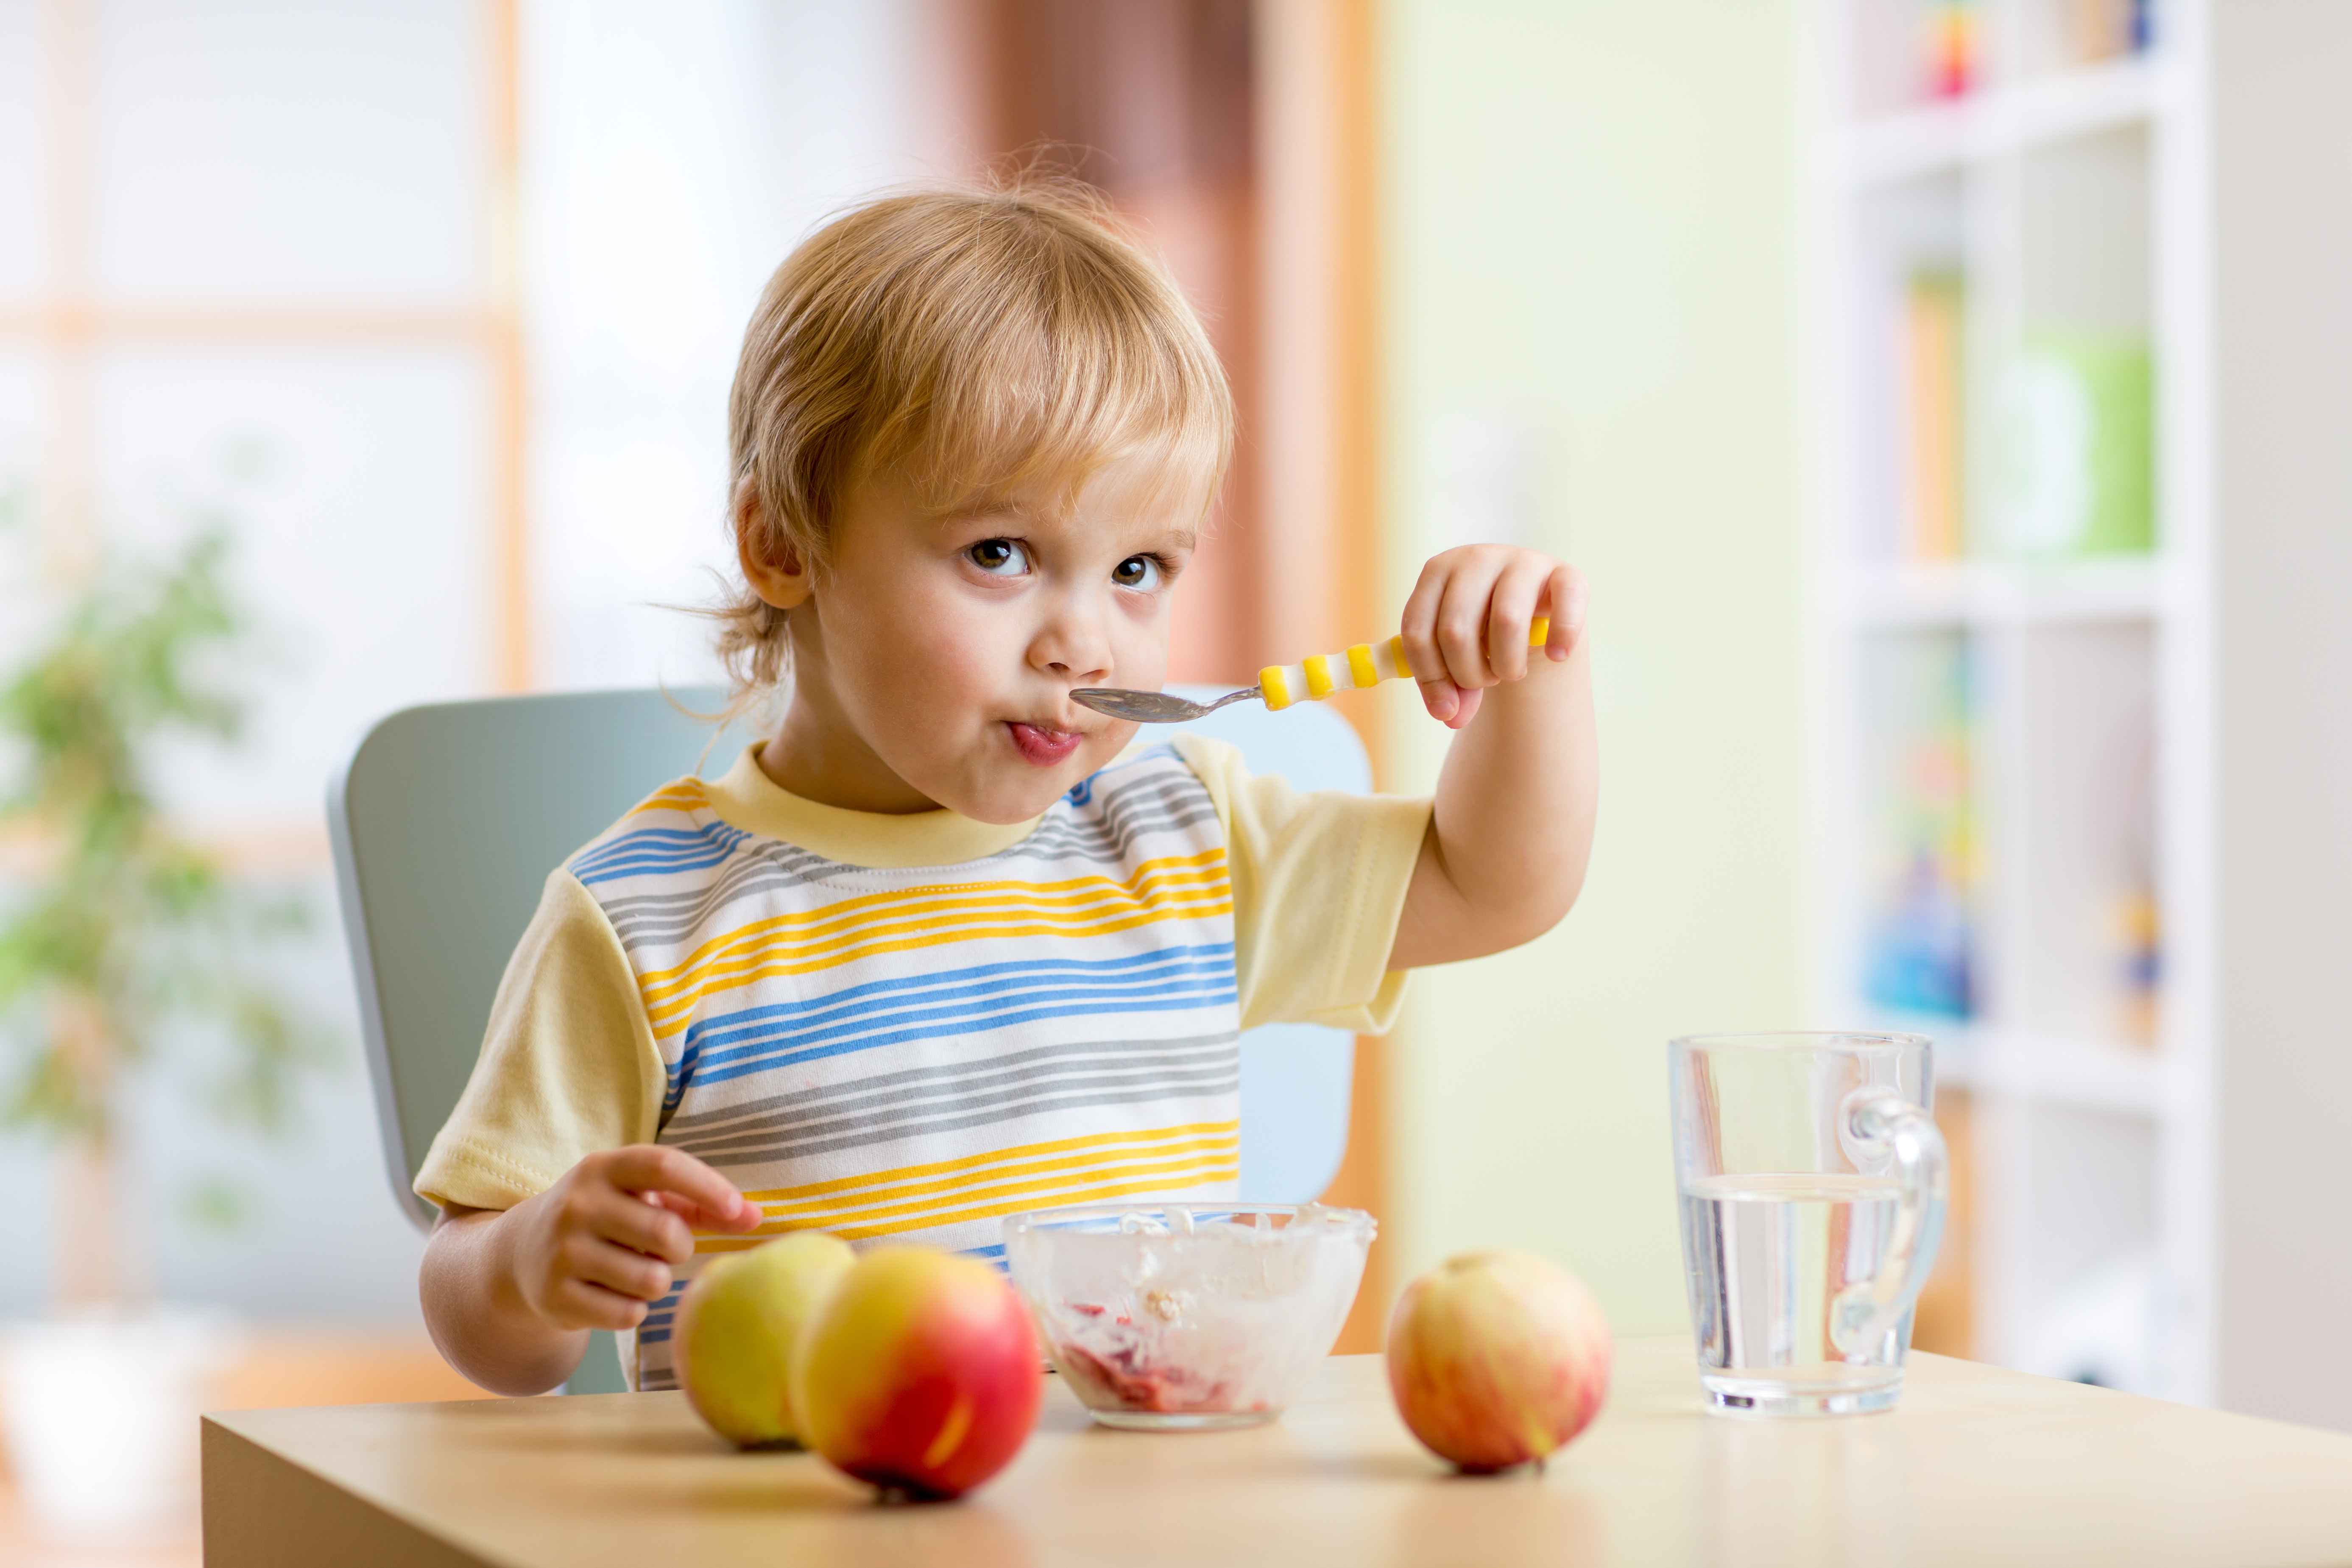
left=1005, top=721, right=1083, bottom=767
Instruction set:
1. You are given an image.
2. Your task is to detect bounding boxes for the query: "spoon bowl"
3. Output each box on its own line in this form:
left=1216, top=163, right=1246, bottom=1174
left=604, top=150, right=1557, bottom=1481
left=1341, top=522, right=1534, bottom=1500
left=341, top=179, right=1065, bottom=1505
left=1070, top=685, right=1262, bottom=723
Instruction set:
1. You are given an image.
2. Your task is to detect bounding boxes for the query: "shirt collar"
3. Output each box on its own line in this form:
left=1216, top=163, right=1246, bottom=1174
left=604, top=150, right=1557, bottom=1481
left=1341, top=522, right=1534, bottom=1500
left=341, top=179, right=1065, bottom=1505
left=702, top=744, right=1046, bottom=868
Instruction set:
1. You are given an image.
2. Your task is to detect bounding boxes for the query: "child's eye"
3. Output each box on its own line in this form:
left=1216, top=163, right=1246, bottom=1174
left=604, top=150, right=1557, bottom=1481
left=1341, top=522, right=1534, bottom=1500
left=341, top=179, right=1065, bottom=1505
left=966, top=538, right=1030, bottom=576
left=1112, top=555, right=1164, bottom=591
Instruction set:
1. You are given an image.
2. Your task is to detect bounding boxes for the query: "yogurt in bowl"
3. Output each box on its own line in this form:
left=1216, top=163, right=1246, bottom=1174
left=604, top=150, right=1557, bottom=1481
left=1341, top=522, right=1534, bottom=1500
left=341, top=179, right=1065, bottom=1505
left=1002, top=1203, right=1375, bottom=1430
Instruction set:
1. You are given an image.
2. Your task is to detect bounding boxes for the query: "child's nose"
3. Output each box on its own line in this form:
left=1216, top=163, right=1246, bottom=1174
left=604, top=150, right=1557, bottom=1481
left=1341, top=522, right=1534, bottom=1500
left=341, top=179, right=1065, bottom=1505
left=1031, top=610, right=1112, bottom=683
left=1039, top=646, right=1111, bottom=682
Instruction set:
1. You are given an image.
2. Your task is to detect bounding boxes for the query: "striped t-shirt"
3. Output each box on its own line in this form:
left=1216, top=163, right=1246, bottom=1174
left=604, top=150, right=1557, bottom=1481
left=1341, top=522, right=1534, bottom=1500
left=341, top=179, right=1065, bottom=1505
left=415, top=733, right=1428, bottom=1390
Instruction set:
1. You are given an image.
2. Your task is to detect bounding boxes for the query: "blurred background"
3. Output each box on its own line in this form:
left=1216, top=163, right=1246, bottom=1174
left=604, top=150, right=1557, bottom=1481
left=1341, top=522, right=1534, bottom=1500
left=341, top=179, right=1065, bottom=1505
left=5, top=0, right=2350, bottom=1560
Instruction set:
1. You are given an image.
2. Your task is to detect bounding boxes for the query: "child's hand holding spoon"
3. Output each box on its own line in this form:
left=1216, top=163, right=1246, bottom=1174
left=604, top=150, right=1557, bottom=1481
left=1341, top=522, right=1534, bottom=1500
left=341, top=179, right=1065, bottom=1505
left=1072, top=546, right=1587, bottom=729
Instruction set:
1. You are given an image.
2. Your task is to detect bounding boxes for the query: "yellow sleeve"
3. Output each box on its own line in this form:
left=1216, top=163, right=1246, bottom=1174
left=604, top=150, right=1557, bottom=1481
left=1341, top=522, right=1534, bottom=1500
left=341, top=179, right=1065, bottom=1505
left=1169, top=732, right=1432, bottom=1035
left=411, top=869, right=665, bottom=1213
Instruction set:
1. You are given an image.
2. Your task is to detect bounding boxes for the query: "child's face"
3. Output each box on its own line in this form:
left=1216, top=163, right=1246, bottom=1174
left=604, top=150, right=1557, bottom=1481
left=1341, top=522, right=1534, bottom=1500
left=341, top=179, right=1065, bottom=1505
left=781, top=454, right=1198, bottom=823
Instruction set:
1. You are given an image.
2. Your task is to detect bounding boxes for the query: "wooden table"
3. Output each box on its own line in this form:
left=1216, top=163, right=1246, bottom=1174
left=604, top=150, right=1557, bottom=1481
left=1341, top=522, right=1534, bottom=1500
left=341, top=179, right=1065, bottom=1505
left=202, top=1336, right=2352, bottom=1567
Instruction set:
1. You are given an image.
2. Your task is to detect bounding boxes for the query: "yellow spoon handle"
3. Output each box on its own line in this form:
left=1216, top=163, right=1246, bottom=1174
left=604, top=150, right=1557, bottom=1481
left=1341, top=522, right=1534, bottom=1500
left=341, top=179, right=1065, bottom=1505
left=1257, top=617, right=1549, bottom=711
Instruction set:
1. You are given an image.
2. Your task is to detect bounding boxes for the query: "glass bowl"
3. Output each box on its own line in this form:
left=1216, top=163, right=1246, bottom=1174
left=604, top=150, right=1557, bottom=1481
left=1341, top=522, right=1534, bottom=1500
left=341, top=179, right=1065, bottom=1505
left=1002, top=1202, right=1375, bottom=1431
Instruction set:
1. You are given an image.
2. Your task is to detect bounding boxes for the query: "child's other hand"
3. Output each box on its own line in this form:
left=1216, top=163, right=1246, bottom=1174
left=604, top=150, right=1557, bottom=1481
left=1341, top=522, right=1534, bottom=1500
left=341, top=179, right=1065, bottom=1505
left=509, top=1145, right=764, bottom=1332
left=1399, top=545, right=1589, bottom=730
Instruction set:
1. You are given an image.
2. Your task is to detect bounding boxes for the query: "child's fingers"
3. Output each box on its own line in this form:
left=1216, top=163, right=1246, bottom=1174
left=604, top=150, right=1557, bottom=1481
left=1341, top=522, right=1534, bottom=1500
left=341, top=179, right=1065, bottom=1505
left=1399, top=558, right=1462, bottom=722
left=549, top=1277, right=652, bottom=1332
left=1545, top=564, right=1588, bottom=659
left=1398, top=559, right=1453, bottom=682
left=601, top=1145, right=762, bottom=1230
left=564, top=1232, right=677, bottom=1303
left=580, top=1189, right=695, bottom=1263
left=1436, top=566, right=1504, bottom=691
left=643, top=1189, right=766, bottom=1235
left=1402, top=547, right=1580, bottom=716
left=1487, top=558, right=1551, bottom=683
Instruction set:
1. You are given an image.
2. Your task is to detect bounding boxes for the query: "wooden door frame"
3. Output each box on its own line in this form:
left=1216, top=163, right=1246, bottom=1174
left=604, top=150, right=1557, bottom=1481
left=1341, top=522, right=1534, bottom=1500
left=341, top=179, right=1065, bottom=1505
left=1246, top=0, right=1389, bottom=1351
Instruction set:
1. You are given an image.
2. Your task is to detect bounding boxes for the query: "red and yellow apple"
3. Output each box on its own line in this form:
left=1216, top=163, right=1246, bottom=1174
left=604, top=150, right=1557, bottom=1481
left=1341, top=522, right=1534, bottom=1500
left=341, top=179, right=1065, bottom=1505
left=1385, top=1249, right=1612, bottom=1473
left=675, top=1230, right=854, bottom=1448
left=794, top=1246, right=1043, bottom=1499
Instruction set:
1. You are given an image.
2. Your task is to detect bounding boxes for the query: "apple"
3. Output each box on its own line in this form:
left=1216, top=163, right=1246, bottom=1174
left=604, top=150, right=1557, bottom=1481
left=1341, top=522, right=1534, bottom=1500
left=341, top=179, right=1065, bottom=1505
left=675, top=1230, right=854, bottom=1448
left=794, top=1246, right=1043, bottom=1499
left=1385, top=1249, right=1612, bottom=1473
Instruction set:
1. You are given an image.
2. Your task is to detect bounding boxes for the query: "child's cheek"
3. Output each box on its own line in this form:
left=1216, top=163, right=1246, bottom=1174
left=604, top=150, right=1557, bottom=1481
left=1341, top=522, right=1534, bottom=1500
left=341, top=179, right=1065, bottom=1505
left=887, top=579, right=976, bottom=674
left=904, top=617, right=1002, bottom=721
left=1108, top=610, right=1168, bottom=693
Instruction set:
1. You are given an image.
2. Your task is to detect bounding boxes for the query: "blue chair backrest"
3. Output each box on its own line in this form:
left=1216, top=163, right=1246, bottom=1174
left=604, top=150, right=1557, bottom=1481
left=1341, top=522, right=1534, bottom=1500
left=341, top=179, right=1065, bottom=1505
left=328, top=686, right=1367, bottom=1390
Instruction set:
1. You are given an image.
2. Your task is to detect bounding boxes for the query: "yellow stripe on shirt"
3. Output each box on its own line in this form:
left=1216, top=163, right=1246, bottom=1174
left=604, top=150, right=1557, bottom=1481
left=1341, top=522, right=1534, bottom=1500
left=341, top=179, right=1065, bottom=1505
left=698, top=1156, right=1244, bottom=1249
left=736, top=1120, right=1240, bottom=1205
left=739, top=1147, right=1242, bottom=1236
left=627, top=778, right=711, bottom=816
left=639, top=849, right=1230, bottom=998
left=648, top=866, right=1230, bottom=1008
left=745, top=1130, right=1243, bottom=1229
left=706, top=1124, right=1243, bottom=1252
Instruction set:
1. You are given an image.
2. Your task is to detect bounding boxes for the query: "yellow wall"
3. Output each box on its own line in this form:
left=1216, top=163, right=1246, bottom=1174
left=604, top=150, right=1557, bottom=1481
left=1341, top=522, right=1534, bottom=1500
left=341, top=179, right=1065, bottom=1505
left=1371, top=0, right=1806, bottom=1334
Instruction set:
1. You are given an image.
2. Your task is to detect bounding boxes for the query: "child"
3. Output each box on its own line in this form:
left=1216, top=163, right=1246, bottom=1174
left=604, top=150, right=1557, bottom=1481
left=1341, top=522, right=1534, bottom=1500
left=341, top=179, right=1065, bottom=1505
left=415, top=181, right=1596, bottom=1395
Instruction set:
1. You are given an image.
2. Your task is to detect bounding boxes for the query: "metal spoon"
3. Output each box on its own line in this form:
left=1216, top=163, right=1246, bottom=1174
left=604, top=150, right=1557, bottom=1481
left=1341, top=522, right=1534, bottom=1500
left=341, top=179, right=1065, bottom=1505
left=1071, top=617, right=1548, bottom=724
left=1070, top=685, right=1261, bottom=723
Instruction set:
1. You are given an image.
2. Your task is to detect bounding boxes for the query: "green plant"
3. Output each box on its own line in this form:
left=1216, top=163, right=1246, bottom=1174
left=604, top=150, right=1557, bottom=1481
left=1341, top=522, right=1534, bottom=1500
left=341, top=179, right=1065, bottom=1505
left=0, top=503, right=334, bottom=1305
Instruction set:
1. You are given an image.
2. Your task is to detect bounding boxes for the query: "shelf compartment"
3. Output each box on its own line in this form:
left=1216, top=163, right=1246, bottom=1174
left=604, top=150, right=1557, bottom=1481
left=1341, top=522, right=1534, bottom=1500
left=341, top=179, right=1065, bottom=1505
left=1845, top=176, right=1969, bottom=566
left=2007, top=621, right=2161, bottom=1050
left=1853, top=629, right=1981, bottom=1025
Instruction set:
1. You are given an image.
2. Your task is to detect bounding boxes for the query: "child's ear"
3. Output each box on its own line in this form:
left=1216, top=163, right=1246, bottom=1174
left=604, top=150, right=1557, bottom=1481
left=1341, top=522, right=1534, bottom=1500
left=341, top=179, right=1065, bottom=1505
left=734, top=480, right=812, bottom=611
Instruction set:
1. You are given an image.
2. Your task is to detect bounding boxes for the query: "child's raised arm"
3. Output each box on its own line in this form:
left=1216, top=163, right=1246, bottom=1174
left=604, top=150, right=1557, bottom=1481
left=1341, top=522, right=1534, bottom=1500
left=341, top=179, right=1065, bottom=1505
left=1385, top=545, right=1598, bottom=971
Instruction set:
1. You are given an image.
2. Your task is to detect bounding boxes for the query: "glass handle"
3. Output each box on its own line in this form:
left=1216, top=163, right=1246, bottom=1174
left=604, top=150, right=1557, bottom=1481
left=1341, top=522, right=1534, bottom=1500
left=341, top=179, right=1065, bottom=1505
left=1830, top=1090, right=1950, bottom=1359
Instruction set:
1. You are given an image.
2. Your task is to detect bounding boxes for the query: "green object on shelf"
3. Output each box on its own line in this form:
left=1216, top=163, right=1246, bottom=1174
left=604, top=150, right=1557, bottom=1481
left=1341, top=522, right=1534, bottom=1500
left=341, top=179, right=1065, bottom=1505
left=1989, top=332, right=2154, bottom=558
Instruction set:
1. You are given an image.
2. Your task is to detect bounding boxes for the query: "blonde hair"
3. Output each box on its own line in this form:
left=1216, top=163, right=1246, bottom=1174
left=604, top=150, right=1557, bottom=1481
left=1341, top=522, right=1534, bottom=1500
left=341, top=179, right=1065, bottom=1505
left=713, top=178, right=1235, bottom=699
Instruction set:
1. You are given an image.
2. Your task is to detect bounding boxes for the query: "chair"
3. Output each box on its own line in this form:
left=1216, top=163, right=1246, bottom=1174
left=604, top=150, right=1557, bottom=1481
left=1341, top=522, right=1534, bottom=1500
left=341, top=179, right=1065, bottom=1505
left=328, top=686, right=1368, bottom=1393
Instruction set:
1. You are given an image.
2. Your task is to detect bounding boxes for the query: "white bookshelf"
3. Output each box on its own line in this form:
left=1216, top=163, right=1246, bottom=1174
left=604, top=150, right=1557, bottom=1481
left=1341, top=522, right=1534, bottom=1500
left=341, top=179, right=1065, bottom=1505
left=1805, top=0, right=2214, bottom=1402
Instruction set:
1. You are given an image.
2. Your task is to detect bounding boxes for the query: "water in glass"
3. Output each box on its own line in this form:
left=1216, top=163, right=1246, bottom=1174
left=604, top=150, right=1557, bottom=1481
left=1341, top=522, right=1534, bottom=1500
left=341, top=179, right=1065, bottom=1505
left=1679, top=1171, right=1911, bottom=1416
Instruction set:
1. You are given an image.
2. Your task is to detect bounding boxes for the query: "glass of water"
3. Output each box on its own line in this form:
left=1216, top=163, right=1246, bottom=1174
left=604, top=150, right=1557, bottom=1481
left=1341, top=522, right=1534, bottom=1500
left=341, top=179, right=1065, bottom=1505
left=1669, top=1032, right=1947, bottom=1417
